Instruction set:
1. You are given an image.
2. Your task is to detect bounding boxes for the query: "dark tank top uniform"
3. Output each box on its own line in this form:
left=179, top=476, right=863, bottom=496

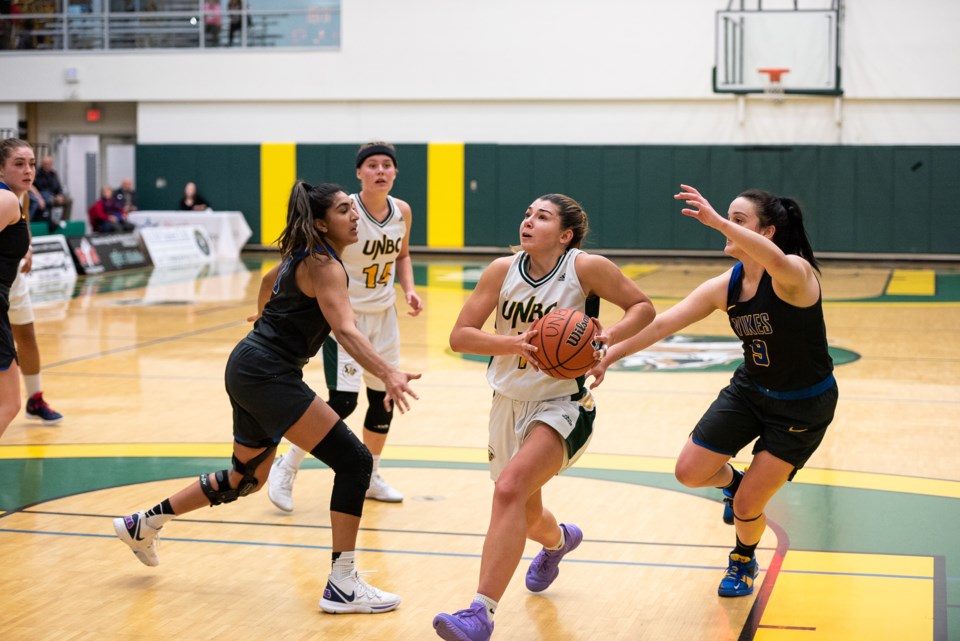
left=0, top=181, right=31, bottom=369
left=692, top=262, right=838, bottom=472
left=726, top=262, right=834, bottom=396
left=0, top=182, right=30, bottom=288
left=225, top=248, right=342, bottom=446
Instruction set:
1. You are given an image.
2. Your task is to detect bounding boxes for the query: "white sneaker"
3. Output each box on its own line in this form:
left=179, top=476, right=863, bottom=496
left=365, top=472, right=403, bottom=503
left=268, top=455, right=297, bottom=512
left=114, top=511, right=161, bottom=567
left=320, top=570, right=401, bottom=614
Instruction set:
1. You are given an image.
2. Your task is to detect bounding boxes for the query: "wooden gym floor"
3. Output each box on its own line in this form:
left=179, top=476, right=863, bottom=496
left=0, top=254, right=958, bottom=641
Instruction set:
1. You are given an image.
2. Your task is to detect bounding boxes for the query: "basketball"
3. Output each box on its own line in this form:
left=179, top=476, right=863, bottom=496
left=530, top=308, right=600, bottom=379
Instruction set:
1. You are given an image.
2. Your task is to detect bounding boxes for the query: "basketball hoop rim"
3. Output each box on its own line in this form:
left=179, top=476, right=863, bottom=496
left=758, top=67, right=791, bottom=84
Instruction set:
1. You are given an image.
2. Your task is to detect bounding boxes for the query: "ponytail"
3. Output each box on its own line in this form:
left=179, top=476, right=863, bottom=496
left=275, top=181, right=345, bottom=260
left=778, top=197, right=819, bottom=272
left=738, top=189, right=820, bottom=272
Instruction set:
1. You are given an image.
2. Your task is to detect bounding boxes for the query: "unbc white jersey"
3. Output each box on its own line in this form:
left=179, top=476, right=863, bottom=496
left=487, top=248, right=589, bottom=401
left=342, top=193, right=406, bottom=312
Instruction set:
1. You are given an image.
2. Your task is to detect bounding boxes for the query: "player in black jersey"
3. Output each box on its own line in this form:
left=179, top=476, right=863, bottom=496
left=590, top=184, right=837, bottom=598
left=114, top=182, right=420, bottom=614
left=0, top=139, right=35, bottom=439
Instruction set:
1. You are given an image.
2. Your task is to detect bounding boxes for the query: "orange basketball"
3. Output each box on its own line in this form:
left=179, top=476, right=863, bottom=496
left=529, top=308, right=600, bottom=380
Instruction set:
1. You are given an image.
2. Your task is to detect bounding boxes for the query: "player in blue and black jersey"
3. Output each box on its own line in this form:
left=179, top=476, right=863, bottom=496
left=591, top=184, right=837, bottom=599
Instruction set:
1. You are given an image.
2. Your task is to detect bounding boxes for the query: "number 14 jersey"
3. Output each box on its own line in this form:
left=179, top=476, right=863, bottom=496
left=343, top=193, right=406, bottom=313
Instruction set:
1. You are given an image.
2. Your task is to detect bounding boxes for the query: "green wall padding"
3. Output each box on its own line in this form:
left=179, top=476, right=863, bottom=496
left=295, top=143, right=428, bottom=247
left=135, top=143, right=960, bottom=256
left=136, top=144, right=262, bottom=242
left=462, top=144, right=960, bottom=255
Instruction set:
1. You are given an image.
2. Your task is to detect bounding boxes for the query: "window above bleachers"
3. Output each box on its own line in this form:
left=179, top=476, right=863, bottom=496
left=0, top=0, right=340, bottom=51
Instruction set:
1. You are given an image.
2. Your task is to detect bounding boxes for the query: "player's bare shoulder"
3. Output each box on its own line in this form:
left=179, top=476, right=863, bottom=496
left=572, top=251, right=621, bottom=287
left=486, top=255, right=515, bottom=278
left=0, top=190, right=20, bottom=226
left=301, top=250, right=347, bottom=295
left=393, top=197, right=413, bottom=220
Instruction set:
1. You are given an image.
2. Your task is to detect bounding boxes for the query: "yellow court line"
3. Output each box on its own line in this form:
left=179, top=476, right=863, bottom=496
left=783, top=550, right=933, bottom=578
left=885, top=269, right=936, bottom=296
left=0, top=443, right=234, bottom=459
left=620, top=264, right=662, bottom=280
left=586, top=295, right=960, bottom=309
left=796, top=467, right=960, bottom=499
left=758, top=551, right=934, bottom=641
left=3, top=444, right=959, bottom=500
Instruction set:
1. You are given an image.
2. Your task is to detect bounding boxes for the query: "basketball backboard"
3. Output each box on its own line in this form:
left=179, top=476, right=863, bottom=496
left=714, top=9, right=842, bottom=95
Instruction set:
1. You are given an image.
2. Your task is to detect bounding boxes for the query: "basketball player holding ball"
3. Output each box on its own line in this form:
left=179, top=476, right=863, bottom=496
left=433, top=193, right=655, bottom=641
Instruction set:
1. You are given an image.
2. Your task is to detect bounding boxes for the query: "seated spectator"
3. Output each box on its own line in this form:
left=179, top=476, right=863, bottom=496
left=89, top=185, right=135, bottom=233
left=33, top=155, right=71, bottom=221
left=113, top=177, right=138, bottom=214
left=178, top=182, right=210, bottom=211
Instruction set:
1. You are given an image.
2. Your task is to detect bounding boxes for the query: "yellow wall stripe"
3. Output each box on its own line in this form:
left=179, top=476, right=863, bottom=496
left=260, top=143, right=297, bottom=246
left=886, top=269, right=936, bottom=296
left=427, top=142, right=465, bottom=248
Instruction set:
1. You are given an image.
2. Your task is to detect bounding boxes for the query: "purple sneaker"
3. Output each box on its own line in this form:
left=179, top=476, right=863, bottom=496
left=433, top=601, right=494, bottom=641
left=525, top=523, right=583, bottom=593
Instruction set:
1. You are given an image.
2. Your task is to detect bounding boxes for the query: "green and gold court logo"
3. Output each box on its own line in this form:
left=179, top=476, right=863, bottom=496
left=611, top=335, right=860, bottom=372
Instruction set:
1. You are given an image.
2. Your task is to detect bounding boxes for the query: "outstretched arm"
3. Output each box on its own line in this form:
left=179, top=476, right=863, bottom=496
left=575, top=253, right=655, bottom=348
left=676, top=184, right=818, bottom=303
left=306, top=256, right=420, bottom=412
left=589, top=271, right=729, bottom=387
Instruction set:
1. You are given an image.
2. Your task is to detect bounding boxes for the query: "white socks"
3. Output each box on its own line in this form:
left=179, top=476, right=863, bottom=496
left=23, top=374, right=41, bottom=397
left=332, top=550, right=356, bottom=580
left=545, top=525, right=566, bottom=551
left=473, top=593, right=498, bottom=619
left=284, top=444, right=307, bottom=469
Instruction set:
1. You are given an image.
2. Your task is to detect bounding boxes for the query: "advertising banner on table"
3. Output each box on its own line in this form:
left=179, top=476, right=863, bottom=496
left=67, top=233, right=151, bottom=275
left=26, top=235, right=78, bottom=284
left=138, top=225, right=215, bottom=268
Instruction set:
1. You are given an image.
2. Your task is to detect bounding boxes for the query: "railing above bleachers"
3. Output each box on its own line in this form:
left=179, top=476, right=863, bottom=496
left=0, top=1, right=340, bottom=51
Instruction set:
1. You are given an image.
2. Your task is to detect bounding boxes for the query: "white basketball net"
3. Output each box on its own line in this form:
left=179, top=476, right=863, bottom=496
left=763, top=82, right=786, bottom=104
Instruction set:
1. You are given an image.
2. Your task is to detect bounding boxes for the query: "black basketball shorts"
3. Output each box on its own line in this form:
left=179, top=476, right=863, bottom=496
left=691, top=365, right=838, bottom=474
left=224, top=339, right=317, bottom=447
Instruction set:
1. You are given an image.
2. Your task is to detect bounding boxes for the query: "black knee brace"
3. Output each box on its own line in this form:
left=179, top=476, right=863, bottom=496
left=327, top=389, right=359, bottom=420
left=310, top=420, right=372, bottom=517
left=199, top=446, right=276, bottom=506
left=364, top=388, right=393, bottom=434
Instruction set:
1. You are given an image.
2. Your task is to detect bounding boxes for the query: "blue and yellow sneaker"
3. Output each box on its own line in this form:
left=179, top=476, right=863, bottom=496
left=718, top=552, right=759, bottom=597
